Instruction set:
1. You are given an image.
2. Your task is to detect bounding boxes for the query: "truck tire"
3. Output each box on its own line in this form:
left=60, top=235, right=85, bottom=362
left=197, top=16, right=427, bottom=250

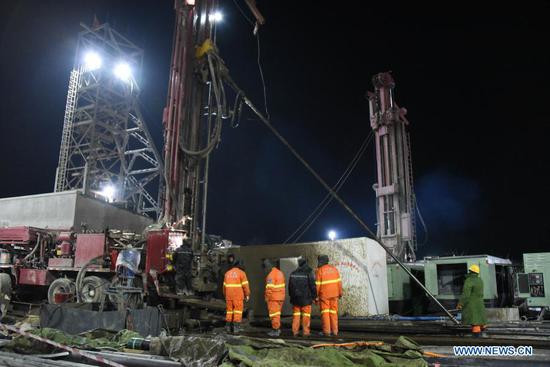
left=48, top=278, right=75, bottom=304
left=0, top=273, right=12, bottom=319
left=80, top=276, right=108, bottom=303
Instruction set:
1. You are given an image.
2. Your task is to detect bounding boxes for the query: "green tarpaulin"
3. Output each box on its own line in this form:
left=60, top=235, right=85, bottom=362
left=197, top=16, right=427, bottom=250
left=8, top=328, right=141, bottom=353
left=151, top=334, right=428, bottom=367
left=7, top=326, right=428, bottom=367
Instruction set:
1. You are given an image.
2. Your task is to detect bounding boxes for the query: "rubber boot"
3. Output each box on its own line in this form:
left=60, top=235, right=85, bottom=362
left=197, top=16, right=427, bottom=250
left=225, top=323, right=232, bottom=333
left=233, top=323, right=241, bottom=334
left=267, top=329, right=281, bottom=337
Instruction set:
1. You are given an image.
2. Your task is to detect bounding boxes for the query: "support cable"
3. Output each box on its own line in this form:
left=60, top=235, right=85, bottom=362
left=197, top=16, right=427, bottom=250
left=230, top=0, right=270, bottom=120
left=224, top=74, right=460, bottom=325
left=414, top=194, right=429, bottom=246
left=231, top=0, right=254, bottom=26
left=256, top=30, right=270, bottom=121
left=285, top=132, right=373, bottom=244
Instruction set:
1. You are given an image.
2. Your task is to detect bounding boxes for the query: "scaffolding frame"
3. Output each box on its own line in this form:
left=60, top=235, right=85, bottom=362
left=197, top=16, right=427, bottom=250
left=54, top=23, right=163, bottom=218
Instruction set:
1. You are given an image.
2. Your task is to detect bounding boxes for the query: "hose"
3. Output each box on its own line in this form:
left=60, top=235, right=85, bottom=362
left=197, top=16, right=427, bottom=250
left=178, top=53, right=224, bottom=157
left=393, top=314, right=461, bottom=321
left=23, top=233, right=41, bottom=263
left=75, top=255, right=103, bottom=303
left=230, top=91, right=243, bottom=127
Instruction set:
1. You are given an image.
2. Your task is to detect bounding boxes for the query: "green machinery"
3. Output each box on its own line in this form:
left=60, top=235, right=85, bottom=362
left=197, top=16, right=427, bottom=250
left=388, top=255, right=515, bottom=314
left=424, top=255, right=514, bottom=310
left=516, top=252, right=550, bottom=315
left=387, top=262, right=426, bottom=315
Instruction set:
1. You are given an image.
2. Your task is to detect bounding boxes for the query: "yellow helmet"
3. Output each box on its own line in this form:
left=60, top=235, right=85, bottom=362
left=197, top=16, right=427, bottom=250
left=469, top=264, right=480, bottom=274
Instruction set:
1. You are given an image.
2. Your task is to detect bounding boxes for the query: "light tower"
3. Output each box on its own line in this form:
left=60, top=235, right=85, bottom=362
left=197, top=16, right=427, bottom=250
left=54, top=22, right=163, bottom=218
left=368, top=72, right=417, bottom=262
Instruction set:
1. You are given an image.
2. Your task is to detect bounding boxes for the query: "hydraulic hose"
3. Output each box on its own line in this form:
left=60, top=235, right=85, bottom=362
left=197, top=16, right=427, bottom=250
left=23, top=233, right=41, bottom=263
left=394, top=315, right=461, bottom=321
left=75, top=255, right=103, bottom=303
left=178, top=53, right=223, bottom=157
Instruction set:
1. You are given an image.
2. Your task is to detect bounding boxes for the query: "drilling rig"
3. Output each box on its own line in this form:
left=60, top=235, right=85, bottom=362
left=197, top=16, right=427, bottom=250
left=368, top=73, right=417, bottom=263
left=144, top=0, right=228, bottom=298
left=144, top=0, right=264, bottom=297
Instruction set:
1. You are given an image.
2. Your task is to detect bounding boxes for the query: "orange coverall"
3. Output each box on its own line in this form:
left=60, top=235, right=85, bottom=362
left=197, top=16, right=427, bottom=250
left=223, top=267, right=250, bottom=323
left=315, top=264, right=342, bottom=335
left=265, top=267, right=285, bottom=330
left=292, top=304, right=312, bottom=336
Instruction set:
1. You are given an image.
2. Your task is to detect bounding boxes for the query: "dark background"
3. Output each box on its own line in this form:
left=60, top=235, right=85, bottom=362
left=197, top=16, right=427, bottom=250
left=1, top=1, right=549, bottom=262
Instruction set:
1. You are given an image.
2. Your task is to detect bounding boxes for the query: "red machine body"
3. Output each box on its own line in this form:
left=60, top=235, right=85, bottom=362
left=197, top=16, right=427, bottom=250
left=47, top=257, right=74, bottom=268
left=0, top=226, right=45, bottom=246
left=57, top=241, right=72, bottom=257
left=18, top=269, right=54, bottom=286
left=74, top=234, right=107, bottom=268
left=0, top=227, right=112, bottom=288
left=145, top=229, right=185, bottom=277
left=145, top=230, right=170, bottom=276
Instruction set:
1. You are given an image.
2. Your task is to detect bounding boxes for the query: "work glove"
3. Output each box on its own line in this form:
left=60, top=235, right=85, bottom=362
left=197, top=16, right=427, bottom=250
left=245, top=296, right=250, bottom=302
left=457, top=303, right=462, bottom=310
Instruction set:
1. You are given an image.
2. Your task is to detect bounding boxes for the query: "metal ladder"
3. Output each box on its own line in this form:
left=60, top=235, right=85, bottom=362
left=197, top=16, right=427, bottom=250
left=126, top=175, right=159, bottom=214
left=54, top=68, right=80, bottom=192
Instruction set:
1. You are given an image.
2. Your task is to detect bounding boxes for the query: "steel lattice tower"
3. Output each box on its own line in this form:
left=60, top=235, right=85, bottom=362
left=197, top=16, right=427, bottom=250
left=54, top=23, right=163, bottom=218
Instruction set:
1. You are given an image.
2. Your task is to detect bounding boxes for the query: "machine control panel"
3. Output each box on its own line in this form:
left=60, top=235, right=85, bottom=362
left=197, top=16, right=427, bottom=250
left=528, top=272, right=545, bottom=297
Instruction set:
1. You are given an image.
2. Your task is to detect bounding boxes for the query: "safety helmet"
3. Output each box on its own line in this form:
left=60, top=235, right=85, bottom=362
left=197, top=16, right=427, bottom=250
left=468, top=264, right=480, bottom=274
left=262, top=258, right=273, bottom=270
left=317, top=254, right=329, bottom=267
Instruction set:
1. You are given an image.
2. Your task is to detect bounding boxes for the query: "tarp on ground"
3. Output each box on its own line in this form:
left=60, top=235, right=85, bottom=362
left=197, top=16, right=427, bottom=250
left=5, top=325, right=427, bottom=367
left=150, top=334, right=428, bottom=367
left=7, top=328, right=141, bottom=354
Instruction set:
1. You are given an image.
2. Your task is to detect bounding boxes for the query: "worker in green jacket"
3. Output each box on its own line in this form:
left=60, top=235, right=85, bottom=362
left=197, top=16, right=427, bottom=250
left=457, top=264, right=487, bottom=337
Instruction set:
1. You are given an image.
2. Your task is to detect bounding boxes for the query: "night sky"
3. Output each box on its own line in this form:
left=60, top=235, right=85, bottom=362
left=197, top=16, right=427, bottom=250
left=1, top=1, right=549, bottom=261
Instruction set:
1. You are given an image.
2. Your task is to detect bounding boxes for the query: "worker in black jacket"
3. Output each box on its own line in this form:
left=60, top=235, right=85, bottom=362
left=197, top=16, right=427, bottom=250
left=288, top=258, right=317, bottom=336
left=173, top=240, right=194, bottom=295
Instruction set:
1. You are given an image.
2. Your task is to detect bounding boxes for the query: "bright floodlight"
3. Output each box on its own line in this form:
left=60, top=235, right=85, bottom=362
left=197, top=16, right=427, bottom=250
left=209, top=11, right=223, bottom=23
left=84, top=51, right=102, bottom=71
left=328, top=230, right=337, bottom=241
left=114, top=62, right=132, bottom=82
left=101, top=185, right=116, bottom=202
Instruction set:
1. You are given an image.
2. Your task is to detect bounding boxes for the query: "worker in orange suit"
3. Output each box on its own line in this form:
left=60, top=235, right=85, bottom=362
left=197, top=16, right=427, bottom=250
left=263, top=258, right=285, bottom=337
left=223, top=259, right=250, bottom=334
left=315, top=254, right=342, bottom=336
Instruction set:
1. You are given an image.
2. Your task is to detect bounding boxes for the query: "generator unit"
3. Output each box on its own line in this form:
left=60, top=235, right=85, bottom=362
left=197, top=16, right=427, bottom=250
left=423, top=255, right=514, bottom=311
left=517, top=252, right=550, bottom=315
left=387, top=262, right=426, bottom=315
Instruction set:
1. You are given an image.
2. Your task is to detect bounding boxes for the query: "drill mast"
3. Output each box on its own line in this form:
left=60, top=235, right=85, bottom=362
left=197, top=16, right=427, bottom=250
left=162, top=0, right=220, bottom=247
left=368, top=72, right=417, bottom=262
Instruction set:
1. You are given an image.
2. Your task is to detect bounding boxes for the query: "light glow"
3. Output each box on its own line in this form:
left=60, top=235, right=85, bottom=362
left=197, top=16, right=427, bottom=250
left=209, top=11, right=223, bottom=23
left=100, top=185, right=116, bottom=202
left=328, top=230, right=337, bottom=241
left=84, top=51, right=102, bottom=71
left=113, top=62, right=132, bottom=82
